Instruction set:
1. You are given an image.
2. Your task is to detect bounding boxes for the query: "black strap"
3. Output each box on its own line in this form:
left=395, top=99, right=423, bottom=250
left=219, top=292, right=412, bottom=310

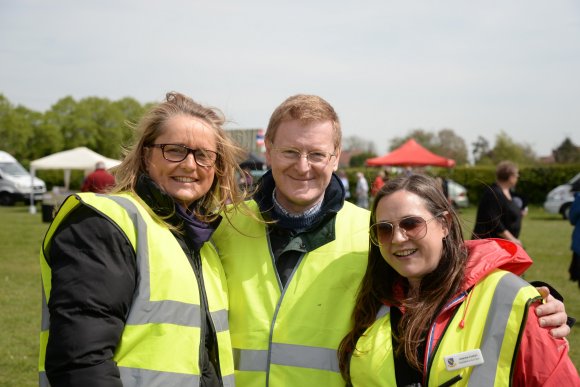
left=391, top=307, right=424, bottom=387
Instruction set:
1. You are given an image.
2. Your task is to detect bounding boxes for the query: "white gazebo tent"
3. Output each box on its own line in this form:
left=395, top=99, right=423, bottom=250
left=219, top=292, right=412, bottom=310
left=29, top=147, right=121, bottom=213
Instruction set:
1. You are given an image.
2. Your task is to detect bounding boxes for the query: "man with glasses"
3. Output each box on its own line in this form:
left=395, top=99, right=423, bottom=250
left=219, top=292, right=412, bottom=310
left=213, top=94, right=570, bottom=386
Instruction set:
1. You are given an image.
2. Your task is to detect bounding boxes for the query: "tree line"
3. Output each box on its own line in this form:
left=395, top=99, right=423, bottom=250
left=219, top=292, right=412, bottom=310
left=1, top=93, right=579, bottom=167
left=0, top=94, right=150, bottom=164
left=344, top=129, right=580, bottom=167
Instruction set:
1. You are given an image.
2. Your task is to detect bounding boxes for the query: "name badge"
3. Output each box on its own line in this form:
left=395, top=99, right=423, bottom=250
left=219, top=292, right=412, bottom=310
left=444, top=349, right=484, bottom=371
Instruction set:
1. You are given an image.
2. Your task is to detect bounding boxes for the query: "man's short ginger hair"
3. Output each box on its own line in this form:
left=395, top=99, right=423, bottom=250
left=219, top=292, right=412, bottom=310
left=265, top=94, right=342, bottom=150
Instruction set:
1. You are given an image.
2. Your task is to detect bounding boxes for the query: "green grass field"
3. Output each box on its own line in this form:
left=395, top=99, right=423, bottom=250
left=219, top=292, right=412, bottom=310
left=0, top=204, right=578, bottom=385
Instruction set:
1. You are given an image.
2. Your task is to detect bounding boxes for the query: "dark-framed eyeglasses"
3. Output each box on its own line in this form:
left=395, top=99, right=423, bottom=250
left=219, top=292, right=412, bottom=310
left=272, top=146, right=336, bottom=166
left=147, top=144, right=218, bottom=167
left=369, top=212, right=447, bottom=246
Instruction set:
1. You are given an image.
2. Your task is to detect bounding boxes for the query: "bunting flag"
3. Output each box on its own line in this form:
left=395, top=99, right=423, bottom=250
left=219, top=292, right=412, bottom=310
left=256, top=129, right=265, bottom=152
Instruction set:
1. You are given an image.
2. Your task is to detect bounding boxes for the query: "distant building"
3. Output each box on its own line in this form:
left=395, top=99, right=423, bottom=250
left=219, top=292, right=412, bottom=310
left=338, top=150, right=354, bottom=168
left=339, top=149, right=371, bottom=168
left=539, top=154, right=556, bottom=164
left=226, top=128, right=265, bottom=155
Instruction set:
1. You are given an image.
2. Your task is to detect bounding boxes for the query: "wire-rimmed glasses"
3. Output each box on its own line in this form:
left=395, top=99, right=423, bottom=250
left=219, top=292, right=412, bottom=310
left=370, top=212, right=447, bottom=246
left=272, top=147, right=336, bottom=166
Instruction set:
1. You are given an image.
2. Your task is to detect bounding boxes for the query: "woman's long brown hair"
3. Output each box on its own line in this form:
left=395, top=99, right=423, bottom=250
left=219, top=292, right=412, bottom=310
left=338, top=174, right=468, bottom=383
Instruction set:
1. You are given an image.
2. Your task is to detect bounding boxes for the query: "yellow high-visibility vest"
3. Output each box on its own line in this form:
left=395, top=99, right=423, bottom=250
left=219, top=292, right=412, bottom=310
left=350, top=270, right=541, bottom=387
left=214, top=200, right=370, bottom=387
left=39, top=193, right=235, bottom=387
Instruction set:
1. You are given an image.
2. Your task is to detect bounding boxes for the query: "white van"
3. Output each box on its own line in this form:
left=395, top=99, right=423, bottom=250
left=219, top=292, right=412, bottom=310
left=543, top=172, right=580, bottom=219
left=0, top=151, right=47, bottom=206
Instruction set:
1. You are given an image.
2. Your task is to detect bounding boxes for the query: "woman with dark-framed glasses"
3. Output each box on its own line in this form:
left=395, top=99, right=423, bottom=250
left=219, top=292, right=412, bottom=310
left=39, top=92, right=247, bottom=386
left=338, top=174, right=579, bottom=386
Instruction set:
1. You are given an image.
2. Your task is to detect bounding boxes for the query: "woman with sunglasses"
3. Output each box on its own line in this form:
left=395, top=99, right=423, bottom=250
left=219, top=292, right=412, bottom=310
left=338, top=174, right=579, bottom=386
left=39, top=92, right=246, bottom=386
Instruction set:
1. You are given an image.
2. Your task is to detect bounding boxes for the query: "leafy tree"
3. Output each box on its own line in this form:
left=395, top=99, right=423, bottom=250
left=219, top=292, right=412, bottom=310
left=78, top=97, right=125, bottom=158
left=19, top=107, right=63, bottom=161
left=349, top=151, right=376, bottom=167
left=552, top=137, right=580, bottom=163
left=0, top=95, right=34, bottom=159
left=45, top=96, right=92, bottom=151
left=29, top=118, right=63, bottom=160
left=472, top=136, right=492, bottom=165
left=389, top=129, right=434, bottom=151
left=342, top=135, right=377, bottom=154
left=0, top=94, right=151, bottom=163
left=112, top=97, right=148, bottom=148
left=491, top=130, right=537, bottom=165
left=434, top=129, right=468, bottom=165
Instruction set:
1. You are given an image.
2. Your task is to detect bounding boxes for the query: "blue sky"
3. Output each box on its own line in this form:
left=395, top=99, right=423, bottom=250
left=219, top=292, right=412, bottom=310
left=1, top=0, right=579, bottom=158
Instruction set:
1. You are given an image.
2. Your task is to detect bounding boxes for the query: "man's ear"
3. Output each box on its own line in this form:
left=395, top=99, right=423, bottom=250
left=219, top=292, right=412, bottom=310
left=332, top=148, right=341, bottom=171
left=265, top=141, right=273, bottom=166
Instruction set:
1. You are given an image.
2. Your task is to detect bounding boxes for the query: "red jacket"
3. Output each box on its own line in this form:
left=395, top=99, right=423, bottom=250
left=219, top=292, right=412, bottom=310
left=400, top=239, right=578, bottom=386
left=81, top=169, right=115, bottom=193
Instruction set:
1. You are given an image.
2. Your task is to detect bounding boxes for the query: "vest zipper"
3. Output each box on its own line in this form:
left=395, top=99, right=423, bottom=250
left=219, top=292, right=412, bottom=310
left=264, top=232, right=307, bottom=386
left=423, top=304, right=462, bottom=386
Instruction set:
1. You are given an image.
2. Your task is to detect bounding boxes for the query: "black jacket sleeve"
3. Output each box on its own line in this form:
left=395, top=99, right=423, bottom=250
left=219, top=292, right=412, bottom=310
left=45, top=204, right=137, bottom=387
left=473, top=184, right=506, bottom=238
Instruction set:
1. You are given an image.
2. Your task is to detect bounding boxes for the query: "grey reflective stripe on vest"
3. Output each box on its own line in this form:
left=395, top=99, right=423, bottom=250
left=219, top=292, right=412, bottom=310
left=106, top=196, right=229, bottom=331
left=104, top=196, right=229, bottom=332
left=42, top=366, right=234, bottom=387
left=39, top=371, right=48, bottom=387
left=119, top=367, right=200, bottom=386
left=119, top=367, right=235, bottom=387
left=104, top=196, right=201, bottom=327
left=234, top=343, right=340, bottom=373
left=221, top=374, right=235, bottom=387
left=40, top=196, right=231, bottom=387
left=376, top=304, right=390, bottom=320
left=468, top=273, right=529, bottom=387
left=211, top=309, right=229, bottom=332
left=234, top=348, right=269, bottom=371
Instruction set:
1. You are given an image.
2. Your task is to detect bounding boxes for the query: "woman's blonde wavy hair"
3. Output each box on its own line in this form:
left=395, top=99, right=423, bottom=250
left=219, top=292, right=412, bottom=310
left=111, top=91, right=247, bottom=223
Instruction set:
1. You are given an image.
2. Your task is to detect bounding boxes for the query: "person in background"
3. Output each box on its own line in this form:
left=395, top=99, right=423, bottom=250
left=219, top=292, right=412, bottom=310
left=81, top=160, right=116, bottom=193
left=213, top=94, right=571, bottom=387
left=370, top=169, right=387, bottom=198
left=39, top=92, right=245, bottom=386
left=511, top=190, right=529, bottom=238
left=355, top=171, right=369, bottom=209
left=569, top=180, right=580, bottom=288
left=436, top=176, right=451, bottom=205
left=338, top=169, right=351, bottom=200
left=472, top=160, right=523, bottom=245
left=339, top=174, right=579, bottom=386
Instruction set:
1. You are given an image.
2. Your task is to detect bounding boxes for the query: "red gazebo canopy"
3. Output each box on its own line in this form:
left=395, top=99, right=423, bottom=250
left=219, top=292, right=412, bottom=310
left=366, top=138, right=455, bottom=168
